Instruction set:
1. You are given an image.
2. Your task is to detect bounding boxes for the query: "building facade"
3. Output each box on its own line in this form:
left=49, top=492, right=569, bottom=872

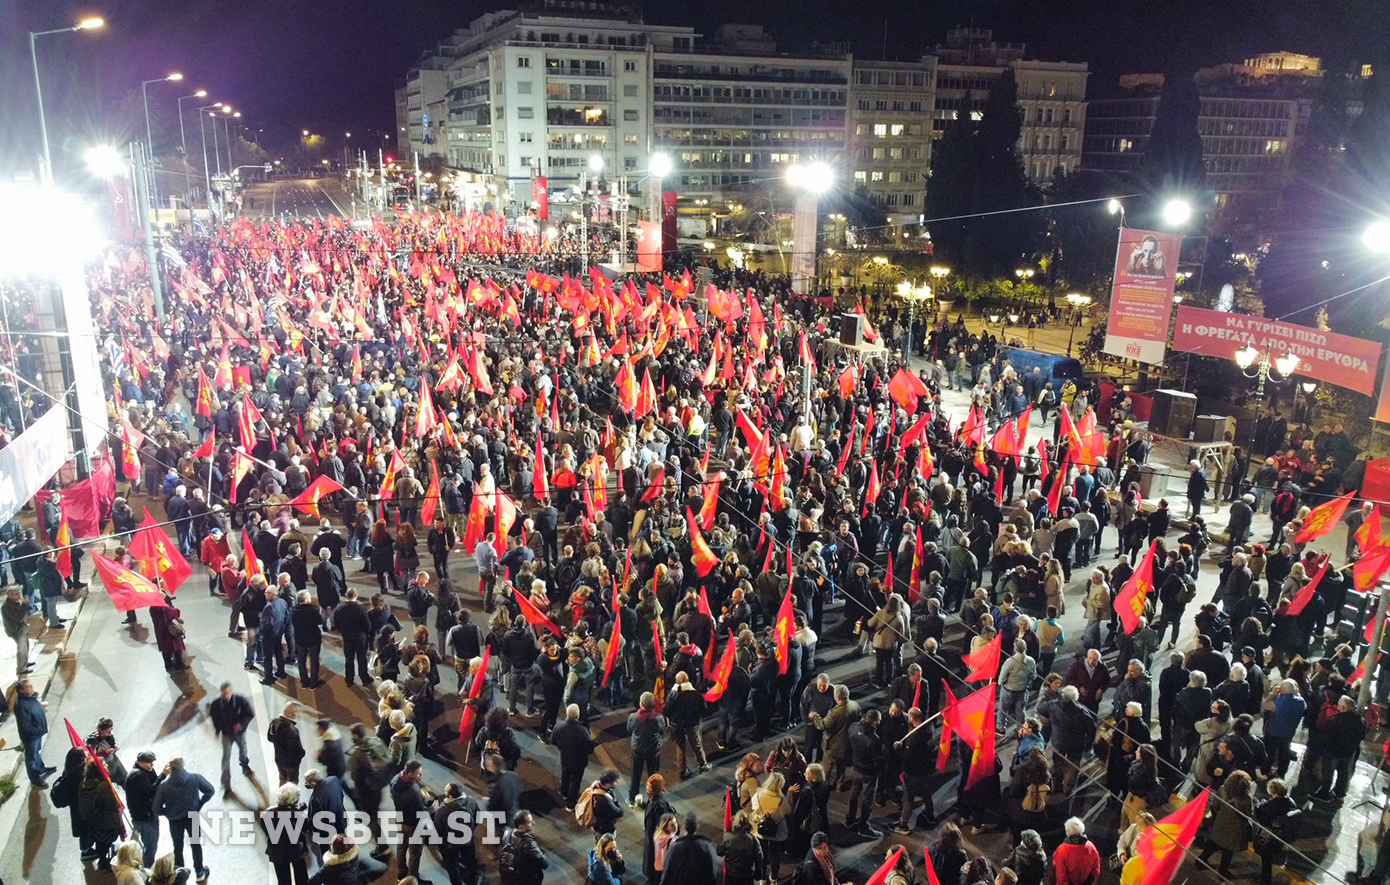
left=847, top=59, right=936, bottom=228
left=1081, top=54, right=1340, bottom=210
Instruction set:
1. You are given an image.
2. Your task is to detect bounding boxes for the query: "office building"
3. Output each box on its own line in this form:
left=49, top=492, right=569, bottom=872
left=847, top=59, right=936, bottom=231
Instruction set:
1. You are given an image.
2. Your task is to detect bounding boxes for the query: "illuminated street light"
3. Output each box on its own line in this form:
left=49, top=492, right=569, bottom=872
left=1363, top=220, right=1390, bottom=254
left=648, top=153, right=672, bottom=178
left=1108, top=198, right=1122, bottom=215
left=84, top=145, right=125, bottom=179
left=1163, top=199, right=1192, bottom=227
left=786, top=162, right=833, bottom=193
left=1065, top=293, right=1092, bottom=355
left=30, top=15, right=106, bottom=184
left=588, top=154, right=604, bottom=172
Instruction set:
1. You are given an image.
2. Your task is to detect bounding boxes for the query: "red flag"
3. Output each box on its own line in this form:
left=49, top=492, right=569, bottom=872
left=601, top=611, right=623, bottom=687
left=129, top=512, right=193, bottom=592
left=461, top=494, right=487, bottom=554
left=965, top=684, right=998, bottom=789
left=237, top=397, right=256, bottom=450
left=242, top=527, right=263, bottom=582
left=703, top=630, right=738, bottom=701
left=54, top=514, right=73, bottom=579
left=1046, top=448, right=1070, bottom=517
left=838, top=364, right=856, bottom=397
left=290, top=475, right=346, bottom=520
left=1284, top=558, right=1329, bottom=616
left=1355, top=545, right=1390, bottom=593
left=1294, top=491, right=1356, bottom=545
left=1131, top=789, right=1211, bottom=885
left=1059, top=404, right=1083, bottom=454
left=414, top=385, right=438, bottom=438
left=908, top=526, right=923, bottom=605
left=419, top=463, right=441, bottom=528
left=925, top=847, right=943, bottom=885
left=458, top=646, right=492, bottom=745
left=120, top=420, right=144, bottom=480
left=773, top=582, right=795, bottom=675
left=195, top=366, right=215, bottom=417
left=698, top=472, right=722, bottom=532
left=887, top=368, right=928, bottom=412
left=686, top=508, right=720, bottom=577
left=1358, top=508, right=1384, bottom=552
left=863, top=460, right=881, bottom=517
left=90, top=552, right=170, bottom=611
left=494, top=490, right=519, bottom=542
left=379, top=449, right=407, bottom=501
left=533, top=434, right=549, bottom=501
left=963, top=632, right=1002, bottom=682
left=864, top=847, right=906, bottom=885
left=837, top=427, right=855, bottom=476
left=641, top=467, right=666, bottom=503
left=652, top=621, right=665, bottom=671
left=900, top=414, right=930, bottom=449
left=213, top=341, right=234, bottom=390
left=723, top=786, right=733, bottom=833
left=193, top=431, right=215, bottom=461
left=937, top=684, right=957, bottom=772
left=1116, top=540, right=1157, bottom=634
left=514, top=584, right=564, bottom=636
left=636, top=367, right=657, bottom=417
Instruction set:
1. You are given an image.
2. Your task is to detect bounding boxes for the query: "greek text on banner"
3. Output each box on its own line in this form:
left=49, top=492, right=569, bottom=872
left=1169, top=305, right=1382, bottom=396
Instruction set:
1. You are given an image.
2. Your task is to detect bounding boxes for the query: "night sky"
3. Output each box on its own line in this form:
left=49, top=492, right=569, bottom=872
left=1, top=0, right=1385, bottom=178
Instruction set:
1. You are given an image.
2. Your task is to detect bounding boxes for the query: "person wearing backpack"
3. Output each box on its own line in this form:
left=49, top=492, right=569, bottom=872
left=498, top=810, right=548, bottom=885
left=405, top=571, right=434, bottom=630
left=578, top=768, right=624, bottom=835
left=346, top=723, right=393, bottom=861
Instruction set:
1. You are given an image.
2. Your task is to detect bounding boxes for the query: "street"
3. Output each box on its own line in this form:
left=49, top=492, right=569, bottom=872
left=240, top=178, right=356, bottom=223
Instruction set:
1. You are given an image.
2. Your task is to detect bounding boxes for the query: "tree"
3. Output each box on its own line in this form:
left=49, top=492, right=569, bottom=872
left=1045, top=169, right=1128, bottom=297
left=1139, top=67, right=1206, bottom=199
left=926, top=71, right=1043, bottom=279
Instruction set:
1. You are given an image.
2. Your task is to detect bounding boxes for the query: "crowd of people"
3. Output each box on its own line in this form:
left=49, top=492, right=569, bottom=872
left=0, top=205, right=1385, bottom=885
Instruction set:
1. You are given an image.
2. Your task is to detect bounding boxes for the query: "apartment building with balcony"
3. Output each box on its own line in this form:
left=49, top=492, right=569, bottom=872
left=847, top=59, right=936, bottom=229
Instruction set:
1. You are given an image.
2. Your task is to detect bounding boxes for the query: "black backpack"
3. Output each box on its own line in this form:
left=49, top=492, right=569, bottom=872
left=498, top=834, right=521, bottom=883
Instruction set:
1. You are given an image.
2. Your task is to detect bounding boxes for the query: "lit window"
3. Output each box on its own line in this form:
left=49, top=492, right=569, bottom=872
left=624, top=133, right=638, bottom=144
left=969, top=111, right=982, bottom=121
left=853, top=170, right=867, bottom=182
left=891, top=124, right=904, bottom=136
left=871, top=171, right=883, bottom=181
left=873, top=124, right=887, bottom=137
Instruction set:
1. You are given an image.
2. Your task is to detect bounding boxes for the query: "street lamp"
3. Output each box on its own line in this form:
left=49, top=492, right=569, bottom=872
left=197, top=102, right=224, bottom=203
left=142, top=73, right=183, bottom=216
left=648, top=152, right=672, bottom=178
left=1363, top=220, right=1390, bottom=254
left=176, top=90, right=207, bottom=210
left=1108, top=198, right=1126, bottom=226
left=29, top=16, right=105, bottom=185
left=1235, top=345, right=1300, bottom=455
left=1163, top=198, right=1193, bottom=228
left=1015, top=268, right=1035, bottom=281
left=896, top=281, right=933, bottom=364
left=1064, top=293, right=1092, bottom=355
left=786, top=162, right=834, bottom=295
left=1295, top=380, right=1318, bottom=424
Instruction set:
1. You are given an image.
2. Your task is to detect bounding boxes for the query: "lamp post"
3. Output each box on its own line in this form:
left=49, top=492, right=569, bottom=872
left=29, top=17, right=104, bottom=186
left=1235, top=345, right=1300, bottom=457
left=1294, top=380, right=1317, bottom=425
left=1064, top=292, right=1092, bottom=355
left=930, top=265, right=950, bottom=321
left=176, top=90, right=207, bottom=211
left=142, top=72, right=183, bottom=218
left=896, top=281, right=933, bottom=365
left=786, top=162, right=833, bottom=295
left=223, top=112, right=241, bottom=173
left=197, top=103, right=225, bottom=209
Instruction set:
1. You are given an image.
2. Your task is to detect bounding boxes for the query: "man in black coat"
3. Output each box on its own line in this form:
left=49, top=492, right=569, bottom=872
left=1320, top=695, right=1368, bottom=800
left=126, top=751, right=165, bottom=866
left=333, top=588, right=372, bottom=687
left=844, top=709, right=882, bottom=836
left=586, top=768, right=624, bottom=835
left=549, top=704, right=596, bottom=810
left=14, top=679, right=51, bottom=787
left=433, top=782, right=482, bottom=885
left=290, top=590, right=325, bottom=687
left=389, top=761, right=438, bottom=881
left=533, top=499, right=559, bottom=566
left=1157, top=652, right=1189, bottom=751
left=717, top=659, right=750, bottom=752
left=209, top=682, right=255, bottom=790
left=310, top=550, right=345, bottom=629
left=499, top=810, right=548, bottom=885
left=660, top=813, right=719, bottom=885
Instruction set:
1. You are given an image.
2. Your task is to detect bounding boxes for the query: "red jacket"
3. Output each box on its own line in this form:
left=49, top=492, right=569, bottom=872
left=201, top=535, right=231, bottom=569
left=1053, top=838, right=1101, bottom=885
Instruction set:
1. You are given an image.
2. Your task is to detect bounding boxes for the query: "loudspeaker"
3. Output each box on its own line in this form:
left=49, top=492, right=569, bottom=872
left=1192, top=414, right=1237, bottom=444
left=840, top=313, right=864, bottom=346
left=1149, top=389, right=1197, bottom=438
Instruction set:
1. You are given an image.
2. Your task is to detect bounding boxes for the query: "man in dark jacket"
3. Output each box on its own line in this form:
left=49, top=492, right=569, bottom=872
left=268, top=702, right=305, bottom=786
left=152, top=757, right=215, bottom=878
left=587, top=768, right=624, bottom=835
left=315, top=718, right=347, bottom=780
left=844, top=708, right=882, bottom=836
left=291, top=590, right=325, bottom=687
left=626, top=693, right=666, bottom=804
left=434, top=782, right=482, bottom=885
left=1321, top=696, right=1368, bottom=800
left=36, top=549, right=65, bottom=630
left=310, top=549, right=345, bottom=628
left=334, top=588, right=373, bottom=687
left=209, top=682, right=255, bottom=790
left=259, top=586, right=290, bottom=684
left=1157, top=652, right=1189, bottom=750
left=660, top=813, right=719, bottom=885
left=550, top=703, right=596, bottom=810
left=1186, top=635, right=1231, bottom=686
left=14, top=679, right=51, bottom=786
left=389, top=760, right=438, bottom=881
left=1173, top=671, right=1215, bottom=770
left=717, top=658, right=751, bottom=752
left=499, top=810, right=548, bottom=885
left=1038, top=685, right=1092, bottom=795
left=502, top=618, right=541, bottom=715
left=126, top=751, right=164, bottom=866
left=892, top=707, right=938, bottom=834
left=663, top=672, right=710, bottom=778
